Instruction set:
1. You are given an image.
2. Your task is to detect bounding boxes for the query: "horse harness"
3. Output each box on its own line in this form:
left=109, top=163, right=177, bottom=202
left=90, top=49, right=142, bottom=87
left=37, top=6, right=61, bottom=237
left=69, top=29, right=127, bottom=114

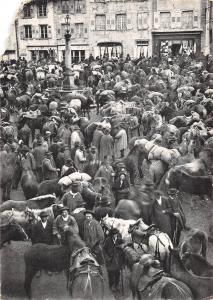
left=68, top=247, right=103, bottom=297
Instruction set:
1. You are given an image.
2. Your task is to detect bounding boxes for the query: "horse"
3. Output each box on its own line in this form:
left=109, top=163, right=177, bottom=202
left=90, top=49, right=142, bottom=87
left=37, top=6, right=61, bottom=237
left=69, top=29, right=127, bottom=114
left=123, top=249, right=193, bottom=300
left=0, top=220, right=29, bottom=247
left=21, top=162, right=38, bottom=200
left=0, top=151, right=16, bottom=202
left=114, top=143, right=146, bottom=185
left=24, top=228, right=103, bottom=299
left=128, top=219, right=173, bottom=270
left=0, top=195, right=56, bottom=212
left=180, top=229, right=208, bottom=259
left=181, top=252, right=213, bottom=277
left=101, top=216, right=136, bottom=243
left=169, top=248, right=213, bottom=300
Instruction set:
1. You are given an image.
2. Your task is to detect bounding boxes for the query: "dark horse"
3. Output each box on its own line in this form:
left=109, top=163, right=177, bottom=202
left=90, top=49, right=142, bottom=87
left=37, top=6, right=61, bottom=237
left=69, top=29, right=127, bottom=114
left=114, top=143, right=146, bottom=185
left=122, top=245, right=193, bottom=300
left=24, top=228, right=103, bottom=299
left=169, top=248, right=213, bottom=300
left=18, top=115, right=48, bottom=141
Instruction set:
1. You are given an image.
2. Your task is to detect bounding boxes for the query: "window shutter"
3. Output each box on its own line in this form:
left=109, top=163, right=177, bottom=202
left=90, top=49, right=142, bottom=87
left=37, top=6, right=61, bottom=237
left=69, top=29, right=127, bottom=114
left=57, top=3, right=61, bottom=14
left=32, top=25, right=36, bottom=39
left=20, top=26, right=25, bottom=39
left=90, top=19, right=95, bottom=31
left=46, top=3, right=49, bottom=16
left=106, top=17, right=111, bottom=30
left=84, top=26, right=88, bottom=38
left=82, top=3, right=86, bottom=14
left=70, top=24, right=75, bottom=38
left=31, top=5, right=35, bottom=18
left=56, top=23, right=62, bottom=39
left=127, top=18, right=132, bottom=30
left=138, top=13, right=142, bottom=30
left=35, top=27, right=40, bottom=39
left=193, top=10, right=199, bottom=28
left=110, top=17, right=115, bottom=30
left=176, top=11, right=181, bottom=29
left=141, top=12, right=149, bottom=29
left=153, top=12, right=159, bottom=29
left=48, top=26, right=52, bottom=39
left=171, top=11, right=176, bottom=29
left=70, top=2, right=74, bottom=14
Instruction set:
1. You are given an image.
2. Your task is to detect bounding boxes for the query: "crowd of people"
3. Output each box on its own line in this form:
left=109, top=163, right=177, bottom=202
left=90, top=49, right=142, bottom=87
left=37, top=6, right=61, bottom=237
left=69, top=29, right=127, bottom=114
left=0, top=50, right=213, bottom=296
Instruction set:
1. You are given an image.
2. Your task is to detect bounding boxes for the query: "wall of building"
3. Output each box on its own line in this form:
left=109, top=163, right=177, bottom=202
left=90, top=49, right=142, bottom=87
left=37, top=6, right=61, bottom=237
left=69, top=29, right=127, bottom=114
left=88, top=0, right=152, bottom=58
left=11, top=0, right=212, bottom=61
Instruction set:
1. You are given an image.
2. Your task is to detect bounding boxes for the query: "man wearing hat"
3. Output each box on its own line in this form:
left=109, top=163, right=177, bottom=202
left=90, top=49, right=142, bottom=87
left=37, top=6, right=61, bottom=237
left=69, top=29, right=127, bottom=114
left=61, top=181, right=84, bottom=214
left=18, top=123, right=31, bottom=147
left=20, top=145, right=36, bottom=173
left=53, top=206, right=79, bottom=245
left=94, top=196, right=113, bottom=222
left=112, top=172, right=130, bottom=206
left=83, top=146, right=101, bottom=179
left=74, top=144, right=86, bottom=171
left=103, top=227, right=124, bottom=292
left=32, top=135, right=46, bottom=182
left=163, top=188, right=186, bottom=246
left=99, top=127, right=114, bottom=162
left=70, top=125, right=84, bottom=149
left=61, top=158, right=77, bottom=177
left=31, top=210, right=54, bottom=277
left=42, top=150, right=58, bottom=180
left=113, top=124, right=128, bottom=159
left=92, top=124, right=104, bottom=157
left=82, top=210, right=105, bottom=265
left=31, top=211, right=53, bottom=245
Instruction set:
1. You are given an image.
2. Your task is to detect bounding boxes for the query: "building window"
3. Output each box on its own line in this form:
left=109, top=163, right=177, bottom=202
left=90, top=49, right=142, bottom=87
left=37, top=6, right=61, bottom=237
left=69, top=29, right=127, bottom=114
left=160, top=12, right=171, bottom=29
left=75, top=23, right=84, bottom=38
left=116, top=14, right=127, bottom=30
left=74, top=0, right=83, bottom=13
left=136, top=41, right=149, bottom=58
left=61, top=0, right=69, bottom=13
left=95, top=15, right=106, bottom=31
left=24, top=25, right=32, bottom=38
left=23, top=5, right=32, bottom=18
left=40, top=25, right=48, bottom=39
left=38, top=2, right=47, bottom=17
left=182, top=10, right=193, bottom=29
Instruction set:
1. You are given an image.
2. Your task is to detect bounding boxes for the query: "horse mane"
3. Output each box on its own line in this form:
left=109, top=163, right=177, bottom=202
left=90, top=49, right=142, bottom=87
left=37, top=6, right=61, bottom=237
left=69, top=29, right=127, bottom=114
left=66, top=229, right=86, bottom=251
left=184, top=252, right=209, bottom=266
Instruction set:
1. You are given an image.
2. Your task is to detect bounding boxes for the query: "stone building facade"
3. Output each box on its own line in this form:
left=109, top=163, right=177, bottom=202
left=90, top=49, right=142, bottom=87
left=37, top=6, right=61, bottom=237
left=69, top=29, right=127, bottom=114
left=6, top=0, right=211, bottom=61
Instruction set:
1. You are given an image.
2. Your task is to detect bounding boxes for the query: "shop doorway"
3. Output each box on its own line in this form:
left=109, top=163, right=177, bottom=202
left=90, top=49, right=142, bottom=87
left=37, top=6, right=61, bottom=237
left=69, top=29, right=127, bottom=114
left=171, top=43, right=181, bottom=56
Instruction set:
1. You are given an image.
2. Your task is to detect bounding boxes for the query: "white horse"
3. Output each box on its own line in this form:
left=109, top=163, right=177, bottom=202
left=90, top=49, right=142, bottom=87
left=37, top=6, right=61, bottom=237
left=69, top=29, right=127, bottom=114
left=129, top=218, right=173, bottom=267
left=101, top=215, right=136, bottom=242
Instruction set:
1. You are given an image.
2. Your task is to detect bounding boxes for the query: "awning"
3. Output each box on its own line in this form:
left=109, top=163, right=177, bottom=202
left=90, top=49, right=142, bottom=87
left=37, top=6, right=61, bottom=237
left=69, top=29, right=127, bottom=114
left=3, top=50, right=16, bottom=55
left=97, top=42, right=122, bottom=47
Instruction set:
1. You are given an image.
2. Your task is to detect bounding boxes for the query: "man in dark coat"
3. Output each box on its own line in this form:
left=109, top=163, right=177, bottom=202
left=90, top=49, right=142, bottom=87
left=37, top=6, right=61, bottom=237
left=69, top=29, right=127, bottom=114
left=94, top=196, right=113, bottom=221
left=103, top=228, right=124, bottom=292
left=83, top=146, right=101, bottom=179
left=31, top=211, right=53, bottom=245
left=61, top=181, right=85, bottom=214
left=163, top=188, right=186, bottom=246
left=82, top=210, right=105, bottom=265
left=31, top=211, right=54, bottom=277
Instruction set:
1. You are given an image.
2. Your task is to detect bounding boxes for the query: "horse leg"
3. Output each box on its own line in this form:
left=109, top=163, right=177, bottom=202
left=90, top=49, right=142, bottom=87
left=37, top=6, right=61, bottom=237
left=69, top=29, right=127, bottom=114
left=87, top=109, right=90, bottom=120
left=24, top=265, right=38, bottom=299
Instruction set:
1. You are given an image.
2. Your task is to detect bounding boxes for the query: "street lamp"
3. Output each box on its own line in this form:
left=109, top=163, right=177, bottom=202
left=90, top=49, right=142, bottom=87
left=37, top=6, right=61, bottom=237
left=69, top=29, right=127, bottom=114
left=61, top=12, right=78, bottom=91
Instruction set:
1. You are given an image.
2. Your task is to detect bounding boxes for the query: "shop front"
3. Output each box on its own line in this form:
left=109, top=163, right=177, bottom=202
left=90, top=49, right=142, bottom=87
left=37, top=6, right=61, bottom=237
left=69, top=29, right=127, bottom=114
left=152, top=31, right=202, bottom=57
left=97, top=42, right=123, bottom=59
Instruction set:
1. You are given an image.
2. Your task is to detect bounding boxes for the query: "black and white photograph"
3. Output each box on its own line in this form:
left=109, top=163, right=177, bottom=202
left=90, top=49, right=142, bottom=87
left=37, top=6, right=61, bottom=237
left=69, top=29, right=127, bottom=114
left=0, top=0, right=213, bottom=299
